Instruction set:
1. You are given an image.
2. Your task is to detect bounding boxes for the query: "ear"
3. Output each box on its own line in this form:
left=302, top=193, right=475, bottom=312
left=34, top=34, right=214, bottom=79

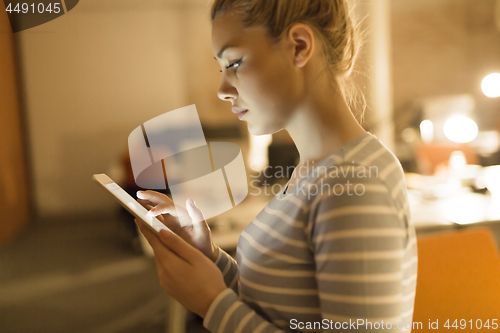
left=286, top=23, right=316, bottom=68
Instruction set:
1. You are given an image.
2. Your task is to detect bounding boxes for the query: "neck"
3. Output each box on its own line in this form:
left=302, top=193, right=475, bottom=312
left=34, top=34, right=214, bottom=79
left=284, top=84, right=366, bottom=173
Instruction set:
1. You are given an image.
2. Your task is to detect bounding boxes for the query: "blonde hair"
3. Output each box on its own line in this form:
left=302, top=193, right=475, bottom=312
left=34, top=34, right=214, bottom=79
left=211, top=0, right=366, bottom=123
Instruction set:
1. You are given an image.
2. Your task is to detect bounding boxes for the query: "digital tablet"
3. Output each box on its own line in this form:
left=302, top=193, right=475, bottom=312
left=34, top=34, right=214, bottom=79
left=92, top=173, right=172, bottom=236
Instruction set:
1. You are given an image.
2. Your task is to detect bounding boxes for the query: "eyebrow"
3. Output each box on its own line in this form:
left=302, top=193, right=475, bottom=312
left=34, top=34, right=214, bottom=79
left=215, top=45, right=235, bottom=59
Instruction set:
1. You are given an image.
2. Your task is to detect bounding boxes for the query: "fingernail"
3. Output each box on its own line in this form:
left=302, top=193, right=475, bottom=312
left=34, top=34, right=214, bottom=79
left=188, top=198, right=196, bottom=207
left=136, top=191, right=142, bottom=197
left=147, top=209, right=155, bottom=216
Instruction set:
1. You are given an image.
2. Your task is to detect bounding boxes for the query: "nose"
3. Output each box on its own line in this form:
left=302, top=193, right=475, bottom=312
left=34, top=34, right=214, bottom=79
left=217, top=74, right=238, bottom=103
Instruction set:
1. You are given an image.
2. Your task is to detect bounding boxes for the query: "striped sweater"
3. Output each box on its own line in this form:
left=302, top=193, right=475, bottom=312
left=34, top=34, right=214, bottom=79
left=203, top=132, right=418, bottom=333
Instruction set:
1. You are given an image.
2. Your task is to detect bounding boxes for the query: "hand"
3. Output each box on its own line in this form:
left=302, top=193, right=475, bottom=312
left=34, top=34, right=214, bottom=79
left=136, top=190, right=219, bottom=262
left=135, top=219, right=227, bottom=318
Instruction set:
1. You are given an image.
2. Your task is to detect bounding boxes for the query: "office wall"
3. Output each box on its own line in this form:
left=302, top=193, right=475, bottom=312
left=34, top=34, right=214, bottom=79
left=17, top=0, right=232, bottom=217
left=391, top=0, right=500, bottom=132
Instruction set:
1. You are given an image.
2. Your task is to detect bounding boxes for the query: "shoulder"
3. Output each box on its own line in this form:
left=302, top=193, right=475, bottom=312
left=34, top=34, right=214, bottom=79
left=304, top=167, right=410, bottom=253
left=333, top=132, right=408, bottom=211
left=306, top=162, right=399, bottom=222
left=300, top=132, right=407, bottom=213
left=303, top=153, right=410, bottom=248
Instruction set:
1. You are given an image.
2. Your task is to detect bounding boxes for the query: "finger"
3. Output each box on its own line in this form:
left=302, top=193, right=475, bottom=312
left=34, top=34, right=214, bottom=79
left=137, top=198, right=155, bottom=208
left=148, top=207, right=180, bottom=231
left=135, top=218, right=162, bottom=250
left=158, top=229, right=201, bottom=264
left=136, top=219, right=188, bottom=266
left=136, top=190, right=170, bottom=205
left=137, top=204, right=167, bottom=224
left=185, top=198, right=206, bottom=225
left=148, top=202, right=182, bottom=217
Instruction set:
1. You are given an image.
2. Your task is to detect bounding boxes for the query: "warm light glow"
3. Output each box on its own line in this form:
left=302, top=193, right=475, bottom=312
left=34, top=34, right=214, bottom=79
left=484, top=165, right=500, bottom=196
left=481, top=73, right=500, bottom=98
left=449, top=151, right=467, bottom=170
left=419, top=120, right=434, bottom=143
left=443, top=116, right=478, bottom=143
left=401, top=127, right=418, bottom=143
left=441, top=193, right=487, bottom=225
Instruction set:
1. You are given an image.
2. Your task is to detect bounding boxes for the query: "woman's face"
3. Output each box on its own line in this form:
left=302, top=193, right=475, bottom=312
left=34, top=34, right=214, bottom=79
left=212, top=13, right=303, bottom=135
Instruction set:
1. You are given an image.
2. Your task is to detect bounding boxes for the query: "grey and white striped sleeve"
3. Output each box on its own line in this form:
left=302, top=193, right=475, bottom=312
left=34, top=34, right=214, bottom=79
left=307, top=174, right=411, bottom=331
left=204, top=253, right=287, bottom=332
left=214, top=246, right=239, bottom=294
left=203, top=289, right=286, bottom=333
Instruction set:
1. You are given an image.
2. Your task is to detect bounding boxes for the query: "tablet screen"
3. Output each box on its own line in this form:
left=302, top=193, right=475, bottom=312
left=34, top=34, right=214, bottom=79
left=93, top=174, right=171, bottom=235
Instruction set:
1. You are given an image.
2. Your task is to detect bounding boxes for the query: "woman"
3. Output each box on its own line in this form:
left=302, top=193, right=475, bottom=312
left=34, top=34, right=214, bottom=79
left=135, top=0, right=418, bottom=332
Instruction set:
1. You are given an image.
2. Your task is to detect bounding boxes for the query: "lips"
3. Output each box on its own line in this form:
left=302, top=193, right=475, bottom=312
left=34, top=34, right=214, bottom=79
left=231, top=107, right=248, bottom=120
left=232, top=107, right=248, bottom=114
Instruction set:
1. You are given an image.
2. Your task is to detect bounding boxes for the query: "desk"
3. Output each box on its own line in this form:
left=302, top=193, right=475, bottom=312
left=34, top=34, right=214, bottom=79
left=409, top=189, right=500, bottom=227
left=211, top=188, right=500, bottom=250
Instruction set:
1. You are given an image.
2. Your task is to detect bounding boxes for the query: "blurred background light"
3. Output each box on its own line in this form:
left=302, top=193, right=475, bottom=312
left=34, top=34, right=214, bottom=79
left=401, top=127, right=418, bottom=143
left=481, top=73, right=500, bottom=98
left=420, top=119, right=434, bottom=143
left=443, top=116, right=479, bottom=143
left=449, top=151, right=467, bottom=171
left=484, top=165, right=500, bottom=196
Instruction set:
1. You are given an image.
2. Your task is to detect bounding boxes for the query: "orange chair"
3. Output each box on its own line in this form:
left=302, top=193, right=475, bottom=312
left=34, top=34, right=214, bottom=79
left=412, top=228, right=500, bottom=332
left=415, top=143, right=479, bottom=175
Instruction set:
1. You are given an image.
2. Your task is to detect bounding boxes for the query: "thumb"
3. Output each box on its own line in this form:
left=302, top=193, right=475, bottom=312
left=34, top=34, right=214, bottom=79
left=158, top=228, right=199, bottom=262
left=185, top=198, right=206, bottom=225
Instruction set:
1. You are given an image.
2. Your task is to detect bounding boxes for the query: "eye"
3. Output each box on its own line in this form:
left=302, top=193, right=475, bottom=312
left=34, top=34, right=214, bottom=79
left=220, top=58, right=243, bottom=73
